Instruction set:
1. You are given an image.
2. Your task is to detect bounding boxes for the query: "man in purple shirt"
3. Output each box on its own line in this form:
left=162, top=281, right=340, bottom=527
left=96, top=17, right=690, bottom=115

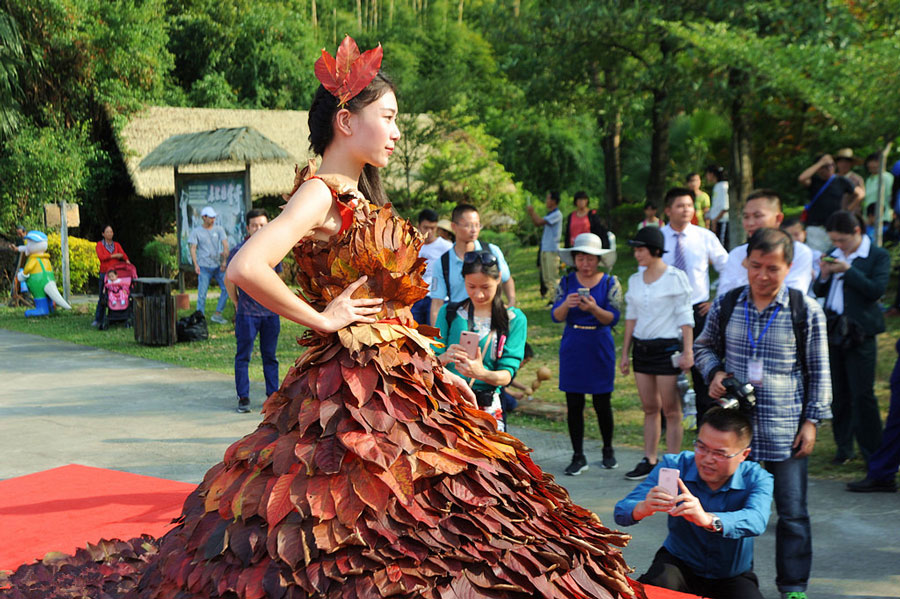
left=226, top=209, right=282, bottom=414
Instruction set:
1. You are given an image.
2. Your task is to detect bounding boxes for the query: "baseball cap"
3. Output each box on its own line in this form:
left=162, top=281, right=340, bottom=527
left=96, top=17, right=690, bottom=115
left=201, top=206, right=217, bottom=218
left=627, top=226, right=667, bottom=253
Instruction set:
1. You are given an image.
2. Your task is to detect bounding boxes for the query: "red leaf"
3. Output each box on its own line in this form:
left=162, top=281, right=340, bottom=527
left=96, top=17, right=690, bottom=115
left=338, top=430, right=400, bottom=470
left=314, top=48, right=339, bottom=92
left=341, top=362, right=378, bottom=405
left=316, top=361, right=342, bottom=398
left=296, top=397, right=320, bottom=437
left=314, top=435, right=346, bottom=474
left=386, top=563, right=402, bottom=583
left=276, top=520, right=304, bottom=569
left=340, top=44, right=383, bottom=105
left=266, top=471, right=298, bottom=526
left=335, top=35, right=361, bottom=77
left=306, top=475, right=336, bottom=519
left=350, top=461, right=390, bottom=513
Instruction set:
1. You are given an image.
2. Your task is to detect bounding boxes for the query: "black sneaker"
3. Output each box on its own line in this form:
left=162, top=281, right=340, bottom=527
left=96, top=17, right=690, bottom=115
left=625, top=457, right=655, bottom=480
left=602, top=447, right=618, bottom=469
left=236, top=398, right=251, bottom=413
left=564, top=454, right=589, bottom=476
left=846, top=477, right=897, bottom=493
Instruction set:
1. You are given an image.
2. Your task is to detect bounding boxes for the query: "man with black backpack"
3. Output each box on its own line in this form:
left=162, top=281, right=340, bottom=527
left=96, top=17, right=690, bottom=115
left=694, top=228, right=831, bottom=599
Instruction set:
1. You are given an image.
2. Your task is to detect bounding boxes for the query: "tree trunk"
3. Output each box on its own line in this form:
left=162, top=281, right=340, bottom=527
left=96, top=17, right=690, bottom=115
left=311, top=0, right=317, bottom=31
left=600, top=111, right=622, bottom=211
left=458, top=0, right=463, bottom=23
left=728, top=67, right=753, bottom=247
left=646, top=87, right=670, bottom=208
left=357, top=0, right=363, bottom=30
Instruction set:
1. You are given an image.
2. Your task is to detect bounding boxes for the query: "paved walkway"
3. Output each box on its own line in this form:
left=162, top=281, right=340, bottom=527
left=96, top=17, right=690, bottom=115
left=0, top=328, right=897, bottom=598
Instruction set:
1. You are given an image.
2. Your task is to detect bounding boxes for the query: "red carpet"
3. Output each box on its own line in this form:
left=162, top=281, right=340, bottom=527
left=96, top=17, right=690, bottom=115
left=0, top=465, right=697, bottom=598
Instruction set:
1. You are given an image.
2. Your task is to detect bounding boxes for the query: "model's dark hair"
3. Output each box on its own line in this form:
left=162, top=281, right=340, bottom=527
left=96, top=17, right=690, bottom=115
left=664, top=186, right=695, bottom=206
left=452, top=203, right=479, bottom=223
left=747, top=227, right=793, bottom=263
left=418, top=208, right=439, bottom=223
left=573, top=191, right=589, bottom=204
left=745, top=189, right=782, bottom=212
left=308, top=72, right=395, bottom=206
left=700, top=407, right=752, bottom=443
left=706, top=164, right=727, bottom=182
left=825, top=210, right=864, bottom=234
left=246, top=208, right=267, bottom=224
left=461, top=258, right=509, bottom=336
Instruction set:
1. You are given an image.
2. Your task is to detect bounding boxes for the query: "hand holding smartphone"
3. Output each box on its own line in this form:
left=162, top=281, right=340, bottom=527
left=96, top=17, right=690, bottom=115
left=658, top=467, right=680, bottom=498
left=577, top=287, right=590, bottom=298
left=458, top=331, right=480, bottom=360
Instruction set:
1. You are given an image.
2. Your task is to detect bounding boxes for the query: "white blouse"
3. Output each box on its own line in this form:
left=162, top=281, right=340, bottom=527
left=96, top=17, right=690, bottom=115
left=625, top=266, right=695, bottom=340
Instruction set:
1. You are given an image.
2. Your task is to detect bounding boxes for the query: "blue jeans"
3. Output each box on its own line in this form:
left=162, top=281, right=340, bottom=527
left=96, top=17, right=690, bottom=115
left=234, top=313, right=280, bottom=400
left=764, top=456, right=811, bottom=593
left=868, top=338, right=900, bottom=482
left=197, top=265, right=228, bottom=314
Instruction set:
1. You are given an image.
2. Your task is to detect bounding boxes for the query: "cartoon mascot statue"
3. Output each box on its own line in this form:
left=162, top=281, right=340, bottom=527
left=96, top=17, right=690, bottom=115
left=17, top=231, right=72, bottom=317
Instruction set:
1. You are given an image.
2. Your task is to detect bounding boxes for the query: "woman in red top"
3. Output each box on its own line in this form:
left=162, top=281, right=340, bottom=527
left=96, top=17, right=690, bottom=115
left=92, top=225, right=130, bottom=327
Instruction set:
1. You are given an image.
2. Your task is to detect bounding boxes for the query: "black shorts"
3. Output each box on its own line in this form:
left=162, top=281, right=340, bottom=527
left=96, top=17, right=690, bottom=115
left=632, top=337, right=681, bottom=375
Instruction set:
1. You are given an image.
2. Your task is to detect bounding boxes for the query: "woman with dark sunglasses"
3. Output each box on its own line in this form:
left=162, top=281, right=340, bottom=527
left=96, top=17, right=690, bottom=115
left=434, top=250, right=528, bottom=430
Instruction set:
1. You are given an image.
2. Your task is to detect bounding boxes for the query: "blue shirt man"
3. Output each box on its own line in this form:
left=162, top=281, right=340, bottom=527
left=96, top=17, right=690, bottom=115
left=225, top=209, right=281, bottom=414
left=189, top=206, right=230, bottom=323
left=428, top=203, right=515, bottom=326
left=694, top=228, right=831, bottom=599
left=527, top=191, right=563, bottom=300
left=615, top=407, right=773, bottom=599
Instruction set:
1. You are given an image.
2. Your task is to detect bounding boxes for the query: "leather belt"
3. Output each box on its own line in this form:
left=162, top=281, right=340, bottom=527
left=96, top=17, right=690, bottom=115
left=572, top=324, right=598, bottom=330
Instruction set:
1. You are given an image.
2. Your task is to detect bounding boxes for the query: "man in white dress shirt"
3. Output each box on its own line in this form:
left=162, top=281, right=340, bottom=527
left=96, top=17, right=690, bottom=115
left=717, top=190, right=814, bottom=297
left=660, top=187, right=729, bottom=418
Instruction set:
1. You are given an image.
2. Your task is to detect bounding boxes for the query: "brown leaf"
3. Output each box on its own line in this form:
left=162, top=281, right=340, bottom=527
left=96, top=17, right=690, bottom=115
left=314, top=435, right=346, bottom=474
left=266, top=470, right=299, bottom=526
left=316, top=361, right=342, bottom=398
left=341, top=362, right=378, bottom=405
left=306, top=475, right=336, bottom=520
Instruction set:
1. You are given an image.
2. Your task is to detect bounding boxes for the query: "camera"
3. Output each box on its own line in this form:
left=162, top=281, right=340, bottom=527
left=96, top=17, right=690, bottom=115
left=715, top=376, right=756, bottom=413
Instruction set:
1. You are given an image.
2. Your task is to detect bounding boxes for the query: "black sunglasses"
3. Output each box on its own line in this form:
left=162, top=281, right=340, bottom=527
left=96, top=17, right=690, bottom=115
left=463, top=251, right=498, bottom=267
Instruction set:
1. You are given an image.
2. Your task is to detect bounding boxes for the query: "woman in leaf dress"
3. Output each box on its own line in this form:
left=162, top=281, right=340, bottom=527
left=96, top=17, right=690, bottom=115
left=5, top=37, right=646, bottom=599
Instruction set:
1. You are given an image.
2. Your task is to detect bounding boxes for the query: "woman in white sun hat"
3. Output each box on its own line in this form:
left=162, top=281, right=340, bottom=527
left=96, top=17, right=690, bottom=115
left=552, top=233, right=621, bottom=476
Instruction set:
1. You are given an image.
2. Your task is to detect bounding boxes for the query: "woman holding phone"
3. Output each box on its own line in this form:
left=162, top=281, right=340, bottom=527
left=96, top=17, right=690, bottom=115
left=552, top=233, right=621, bottom=475
left=435, top=250, right=528, bottom=430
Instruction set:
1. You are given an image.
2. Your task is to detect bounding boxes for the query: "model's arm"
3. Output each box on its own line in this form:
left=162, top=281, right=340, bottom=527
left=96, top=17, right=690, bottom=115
left=227, top=180, right=382, bottom=332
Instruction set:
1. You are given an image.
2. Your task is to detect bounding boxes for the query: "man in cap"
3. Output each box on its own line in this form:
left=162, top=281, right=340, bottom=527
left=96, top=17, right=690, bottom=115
left=189, top=206, right=230, bottom=324
left=798, top=151, right=864, bottom=252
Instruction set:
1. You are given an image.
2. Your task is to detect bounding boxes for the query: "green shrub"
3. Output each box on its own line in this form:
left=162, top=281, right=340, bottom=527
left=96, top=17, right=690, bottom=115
left=143, top=232, right=177, bottom=278
left=479, top=229, right=522, bottom=252
left=46, top=232, right=100, bottom=293
left=610, top=202, right=648, bottom=239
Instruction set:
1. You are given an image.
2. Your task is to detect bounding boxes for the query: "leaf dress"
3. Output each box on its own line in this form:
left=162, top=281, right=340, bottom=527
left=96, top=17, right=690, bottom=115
left=3, top=168, right=646, bottom=599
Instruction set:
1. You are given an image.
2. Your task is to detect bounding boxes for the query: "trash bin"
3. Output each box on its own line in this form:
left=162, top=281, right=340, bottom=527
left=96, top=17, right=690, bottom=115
left=133, top=277, right=176, bottom=346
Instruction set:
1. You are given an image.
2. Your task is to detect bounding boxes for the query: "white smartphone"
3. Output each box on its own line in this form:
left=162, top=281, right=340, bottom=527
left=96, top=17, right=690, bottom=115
left=658, top=467, right=680, bottom=497
left=577, top=287, right=590, bottom=298
left=458, top=331, right=480, bottom=360
left=670, top=351, right=682, bottom=368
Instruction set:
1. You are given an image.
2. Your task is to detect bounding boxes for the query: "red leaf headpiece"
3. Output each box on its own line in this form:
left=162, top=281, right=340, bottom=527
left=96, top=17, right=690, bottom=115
left=315, top=35, right=383, bottom=107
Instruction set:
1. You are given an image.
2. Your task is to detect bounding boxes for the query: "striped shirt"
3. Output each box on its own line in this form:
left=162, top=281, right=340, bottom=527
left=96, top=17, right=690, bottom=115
left=694, top=285, right=832, bottom=461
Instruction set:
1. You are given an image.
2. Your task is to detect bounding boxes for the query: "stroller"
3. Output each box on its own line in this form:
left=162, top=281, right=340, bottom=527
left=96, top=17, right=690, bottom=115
left=98, top=262, right=137, bottom=330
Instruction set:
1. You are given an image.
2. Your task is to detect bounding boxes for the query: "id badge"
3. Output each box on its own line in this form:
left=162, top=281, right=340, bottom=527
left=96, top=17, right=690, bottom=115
left=747, top=357, right=764, bottom=386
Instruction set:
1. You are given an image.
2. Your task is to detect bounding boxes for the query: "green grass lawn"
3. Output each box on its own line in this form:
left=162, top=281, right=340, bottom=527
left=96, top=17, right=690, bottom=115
left=2, top=243, right=896, bottom=482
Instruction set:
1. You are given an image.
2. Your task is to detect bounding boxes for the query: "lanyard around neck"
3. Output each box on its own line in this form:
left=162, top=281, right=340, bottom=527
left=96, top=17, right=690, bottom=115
left=744, top=299, right=781, bottom=356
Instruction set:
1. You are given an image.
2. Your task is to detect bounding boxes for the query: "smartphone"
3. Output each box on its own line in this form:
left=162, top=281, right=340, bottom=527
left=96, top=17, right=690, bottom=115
left=658, top=467, right=679, bottom=497
left=670, top=351, right=682, bottom=368
left=822, top=255, right=837, bottom=263
left=577, top=287, right=590, bottom=298
left=458, top=331, right=480, bottom=360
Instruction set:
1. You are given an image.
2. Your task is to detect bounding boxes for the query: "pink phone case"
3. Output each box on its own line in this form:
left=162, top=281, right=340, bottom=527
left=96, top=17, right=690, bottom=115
left=658, top=467, right=679, bottom=497
left=459, top=331, right=479, bottom=360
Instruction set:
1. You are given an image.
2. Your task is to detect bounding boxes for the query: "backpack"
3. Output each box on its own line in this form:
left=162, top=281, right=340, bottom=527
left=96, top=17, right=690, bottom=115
left=440, top=242, right=501, bottom=332
left=716, top=286, right=809, bottom=409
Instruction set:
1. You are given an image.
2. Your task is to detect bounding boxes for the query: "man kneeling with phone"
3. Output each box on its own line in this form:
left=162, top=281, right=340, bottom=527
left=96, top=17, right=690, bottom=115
left=614, top=407, right=773, bottom=599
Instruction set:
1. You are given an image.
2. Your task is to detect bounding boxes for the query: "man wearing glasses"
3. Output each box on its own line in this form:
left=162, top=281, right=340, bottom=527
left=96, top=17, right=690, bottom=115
left=614, top=407, right=773, bottom=599
left=694, top=228, right=831, bottom=599
left=429, top=203, right=516, bottom=327
left=797, top=153, right=864, bottom=253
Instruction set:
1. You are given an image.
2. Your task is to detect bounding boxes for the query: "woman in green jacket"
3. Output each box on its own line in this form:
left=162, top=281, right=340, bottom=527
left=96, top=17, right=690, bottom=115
left=435, top=250, right=528, bottom=431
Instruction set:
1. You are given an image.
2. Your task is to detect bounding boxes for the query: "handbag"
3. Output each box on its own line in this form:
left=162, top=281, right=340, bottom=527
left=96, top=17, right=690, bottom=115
left=825, top=309, right=865, bottom=350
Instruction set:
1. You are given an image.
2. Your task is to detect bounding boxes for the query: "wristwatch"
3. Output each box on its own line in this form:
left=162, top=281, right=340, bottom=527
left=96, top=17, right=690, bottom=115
left=707, top=514, right=723, bottom=533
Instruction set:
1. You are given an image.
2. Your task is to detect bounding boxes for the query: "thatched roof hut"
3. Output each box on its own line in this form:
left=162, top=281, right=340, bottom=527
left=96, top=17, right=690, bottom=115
left=117, top=106, right=311, bottom=198
left=139, top=126, right=292, bottom=168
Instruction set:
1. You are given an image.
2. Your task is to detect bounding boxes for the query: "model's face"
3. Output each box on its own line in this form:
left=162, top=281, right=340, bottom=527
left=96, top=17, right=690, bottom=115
left=633, top=246, right=652, bottom=266
left=464, top=271, right=500, bottom=308
left=745, top=248, right=790, bottom=300
left=102, top=226, right=114, bottom=241
left=665, top=195, right=694, bottom=228
left=828, top=229, right=862, bottom=255
left=452, top=210, right=481, bottom=244
left=247, top=215, right=268, bottom=236
left=686, top=175, right=701, bottom=192
left=784, top=223, right=805, bottom=243
left=742, top=198, right=782, bottom=237
left=348, top=91, right=401, bottom=168
left=694, top=425, right=749, bottom=489
left=574, top=251, right=599, bottom=276
left=418, top=220, right=438, bottom=244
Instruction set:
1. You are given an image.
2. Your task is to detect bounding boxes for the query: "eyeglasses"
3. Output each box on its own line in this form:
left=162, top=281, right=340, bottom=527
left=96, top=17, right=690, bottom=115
left=693, top=439, right=747, bottom=462
left=454, top=222, right=481, bottom=231
left=463, top=251, right=498, bottom=267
